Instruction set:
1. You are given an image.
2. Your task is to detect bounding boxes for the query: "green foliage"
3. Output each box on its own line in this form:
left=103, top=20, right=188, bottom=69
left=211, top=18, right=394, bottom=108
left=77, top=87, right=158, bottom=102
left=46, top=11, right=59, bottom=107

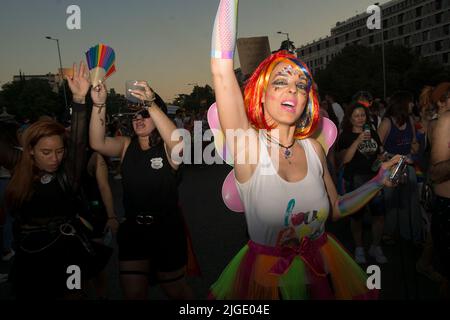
left=173, top=85, right=215, bottom=110
left=314, top=44, right=450, bottom=102
left=1, top=78, right=62, bottom=121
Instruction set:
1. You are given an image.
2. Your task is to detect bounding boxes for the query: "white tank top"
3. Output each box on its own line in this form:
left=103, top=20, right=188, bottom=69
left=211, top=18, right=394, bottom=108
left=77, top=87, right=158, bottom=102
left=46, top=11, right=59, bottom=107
left=236, top=131, right=330, bottom=247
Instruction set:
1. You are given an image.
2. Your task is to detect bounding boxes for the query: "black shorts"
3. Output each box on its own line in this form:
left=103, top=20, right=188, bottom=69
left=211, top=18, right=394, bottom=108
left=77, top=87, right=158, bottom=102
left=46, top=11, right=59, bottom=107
left=345, top=174, right=385, bottom=220
left=117, top=212, right=188, bottom=273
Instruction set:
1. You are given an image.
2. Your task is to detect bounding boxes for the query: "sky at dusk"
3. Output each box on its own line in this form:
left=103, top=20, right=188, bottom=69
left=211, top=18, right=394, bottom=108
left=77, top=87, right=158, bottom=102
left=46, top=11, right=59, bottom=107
left=0, top=0, right=390, bottom=102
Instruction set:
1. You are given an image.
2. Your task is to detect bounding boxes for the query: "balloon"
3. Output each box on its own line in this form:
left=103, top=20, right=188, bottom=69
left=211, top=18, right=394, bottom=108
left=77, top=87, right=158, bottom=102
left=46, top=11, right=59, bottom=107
left=222, top=170, right=244, bottom=213
left=311, top=117, right=338, bottom=155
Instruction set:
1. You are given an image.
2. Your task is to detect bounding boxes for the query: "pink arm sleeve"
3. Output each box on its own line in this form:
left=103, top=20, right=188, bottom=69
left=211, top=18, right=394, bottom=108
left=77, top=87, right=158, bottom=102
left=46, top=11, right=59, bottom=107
left=211, top=0, right=239, bottom=59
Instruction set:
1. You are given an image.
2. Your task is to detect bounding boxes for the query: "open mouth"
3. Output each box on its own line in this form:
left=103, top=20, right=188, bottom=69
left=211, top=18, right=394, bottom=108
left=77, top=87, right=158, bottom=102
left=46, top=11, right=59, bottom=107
left=135, top=122, right=146, bottom=130
left=280, top=100, right=297, bottom=113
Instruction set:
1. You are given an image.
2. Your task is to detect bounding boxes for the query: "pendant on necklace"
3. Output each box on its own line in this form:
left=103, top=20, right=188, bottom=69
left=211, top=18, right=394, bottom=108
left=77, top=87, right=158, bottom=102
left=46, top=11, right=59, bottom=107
left=284, top=148, right=293, bottom=159
left=40, top=174, right=54, bottom=185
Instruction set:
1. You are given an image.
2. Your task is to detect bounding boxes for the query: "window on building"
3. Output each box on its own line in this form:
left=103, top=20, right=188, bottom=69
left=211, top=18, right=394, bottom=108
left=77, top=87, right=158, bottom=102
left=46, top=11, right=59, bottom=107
left=436, top=13, right=443, bottom=24
left=405, top=36, right=411, bottom=45
left=369, top=35, right=374, bottom=44
left=383, top=19, right=388, bottom=29
left=335, top=37, right=339, bottom=45
left=345, top=33, right=349, bottom=41
left=326, top=41, right=329, bottom=48
left=309, top=47, right=312, bottom=54
left=383, top=30, right=389, bottom=40
left=320, top=57, right=323, bottom=64
left=436, top=0, right=442, bottom=10
left=415, top=45, right=421, bottom=55
left=423, top=30, right=430, bottom=41
left=301, top=50, right=305, bottom=56
left=444, top=24, right=450, bottom=36
left=416, top=6, right=422, bottom=17
left=399, top=25, right=404, bottom=36
left=357, top=29, right=361, bottom=37
left=435, top=40, right=443, bottom=51
left=416, top=19, right=422, bottom=30
left=398, top=13, right=404, bottom=23
left=444, top=53, right=449, bottom=64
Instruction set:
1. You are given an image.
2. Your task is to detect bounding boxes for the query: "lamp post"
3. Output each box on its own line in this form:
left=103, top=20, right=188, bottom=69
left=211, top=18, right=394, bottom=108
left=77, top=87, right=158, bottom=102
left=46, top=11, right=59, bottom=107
left=45, top=36, right=68, bottom=110
left=375, top=3, right=387, bottom=100
left=277, top=31, right=294, bottom=53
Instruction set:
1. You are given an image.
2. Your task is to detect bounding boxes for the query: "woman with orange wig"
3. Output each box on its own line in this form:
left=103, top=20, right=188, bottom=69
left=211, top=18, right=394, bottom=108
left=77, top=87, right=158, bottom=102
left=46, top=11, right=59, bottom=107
left=209, top=0, right=402, bottom=300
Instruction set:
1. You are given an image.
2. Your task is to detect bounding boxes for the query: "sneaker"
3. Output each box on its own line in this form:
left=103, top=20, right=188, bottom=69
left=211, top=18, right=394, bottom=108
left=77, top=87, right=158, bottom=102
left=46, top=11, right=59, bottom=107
left=369, top=245, right=388, bottom=264
left=354, top=247, right=367, bottom=264
left=1, top=249, right=15, bottom=262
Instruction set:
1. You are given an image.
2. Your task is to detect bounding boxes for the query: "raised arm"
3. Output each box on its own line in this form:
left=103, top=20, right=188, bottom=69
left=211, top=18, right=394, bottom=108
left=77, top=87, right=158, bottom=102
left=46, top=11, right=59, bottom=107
left=89, top=83, right=129, bottom=158
left=211, top=0, right=249, bottom=132
left=128, top=82, right=181, bottom=169
left=65, top=62, right=90, bottom=191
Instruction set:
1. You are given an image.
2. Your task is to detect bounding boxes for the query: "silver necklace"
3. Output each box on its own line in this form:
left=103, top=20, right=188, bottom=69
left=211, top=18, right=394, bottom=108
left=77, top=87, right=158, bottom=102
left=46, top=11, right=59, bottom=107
left=40, top=173, right=55, bottom=185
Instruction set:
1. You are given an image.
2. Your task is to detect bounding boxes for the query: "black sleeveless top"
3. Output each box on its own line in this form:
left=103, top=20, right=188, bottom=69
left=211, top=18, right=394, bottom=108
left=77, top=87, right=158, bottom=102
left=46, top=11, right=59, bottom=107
left=19, top=176, right=77, bottom=225
left=121, top=138, right=179, bottom=218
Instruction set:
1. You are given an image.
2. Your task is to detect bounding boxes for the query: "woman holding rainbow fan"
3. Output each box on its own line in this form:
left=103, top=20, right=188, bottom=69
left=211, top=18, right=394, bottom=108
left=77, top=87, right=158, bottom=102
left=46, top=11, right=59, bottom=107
left=209, top=0, right=402, bottom=300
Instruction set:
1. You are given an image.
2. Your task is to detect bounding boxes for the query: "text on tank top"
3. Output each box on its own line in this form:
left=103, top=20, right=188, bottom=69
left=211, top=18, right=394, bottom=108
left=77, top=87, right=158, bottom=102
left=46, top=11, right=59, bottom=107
left=236, top=132, right=330, bottom=247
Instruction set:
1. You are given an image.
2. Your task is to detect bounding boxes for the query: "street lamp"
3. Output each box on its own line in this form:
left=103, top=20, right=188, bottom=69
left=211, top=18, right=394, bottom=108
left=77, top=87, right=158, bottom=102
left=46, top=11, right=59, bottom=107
left=375, top=3, right=387, bottom=100
left=45, top=36, right=68, bottom=110
left=277, top=31, right=294, bottom=53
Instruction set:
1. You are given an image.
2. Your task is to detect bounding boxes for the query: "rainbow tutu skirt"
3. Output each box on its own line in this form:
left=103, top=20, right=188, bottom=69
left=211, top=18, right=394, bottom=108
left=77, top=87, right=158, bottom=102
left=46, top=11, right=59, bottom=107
left=209, top=233, right=379, bottom=300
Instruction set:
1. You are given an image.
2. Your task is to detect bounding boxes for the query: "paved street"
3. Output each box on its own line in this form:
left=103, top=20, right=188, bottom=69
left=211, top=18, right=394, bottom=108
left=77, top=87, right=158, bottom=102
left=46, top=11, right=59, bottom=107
left=0, top=164, right=442, bottom=300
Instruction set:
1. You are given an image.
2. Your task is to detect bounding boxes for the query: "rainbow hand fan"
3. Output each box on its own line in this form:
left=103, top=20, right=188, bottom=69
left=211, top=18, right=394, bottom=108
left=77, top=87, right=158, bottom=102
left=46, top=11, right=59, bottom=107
left=85, top=43, right=116, bottom=87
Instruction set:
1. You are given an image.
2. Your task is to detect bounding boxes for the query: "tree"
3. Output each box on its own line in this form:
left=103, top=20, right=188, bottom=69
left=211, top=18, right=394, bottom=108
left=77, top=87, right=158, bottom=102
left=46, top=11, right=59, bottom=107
left=173, top=85, right=215, bottom=111
left=314, top=44, right=450, bottom=103
left=279, top=40, right=295, bottom=53
left=0, top=79, right=62, bottom=121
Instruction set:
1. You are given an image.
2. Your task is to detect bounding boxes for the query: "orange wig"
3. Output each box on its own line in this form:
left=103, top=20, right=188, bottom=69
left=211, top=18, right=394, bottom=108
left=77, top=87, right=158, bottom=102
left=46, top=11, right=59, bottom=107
left=244, top=50, right=320, bottom=139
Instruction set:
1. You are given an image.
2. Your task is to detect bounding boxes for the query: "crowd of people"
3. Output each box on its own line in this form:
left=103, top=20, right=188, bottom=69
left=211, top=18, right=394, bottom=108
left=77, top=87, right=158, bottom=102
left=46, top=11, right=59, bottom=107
left=0, top=0, right=449, bottom=300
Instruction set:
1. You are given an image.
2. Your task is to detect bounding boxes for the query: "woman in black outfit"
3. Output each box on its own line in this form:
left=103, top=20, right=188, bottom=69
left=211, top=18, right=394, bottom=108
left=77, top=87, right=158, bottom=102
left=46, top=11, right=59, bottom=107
left=338, top=102, right=387, bottom=265
left=89, top=81, right=193, bottom=299
left=1, top=62, right=110, bottom=299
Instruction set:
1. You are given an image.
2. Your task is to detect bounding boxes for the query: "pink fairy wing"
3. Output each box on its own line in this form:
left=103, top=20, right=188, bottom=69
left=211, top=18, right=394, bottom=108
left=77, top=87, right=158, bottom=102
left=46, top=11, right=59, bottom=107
left=310, top=117, right=337, bottom=155
left=207, top=103, right=234, bottom=166
left=222, top=170, right=244, bottom=213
